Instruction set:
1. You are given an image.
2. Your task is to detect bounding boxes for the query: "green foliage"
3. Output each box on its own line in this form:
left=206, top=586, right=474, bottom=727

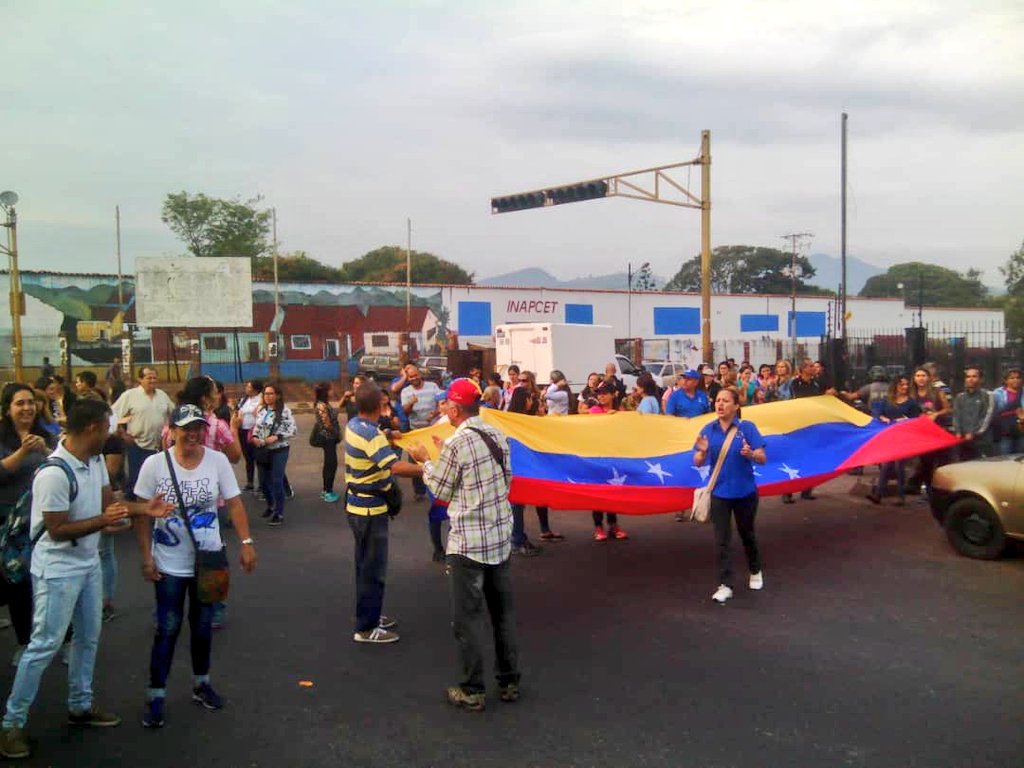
left=632, top=262, right=656, bottom=291
left=161, top=192, right=271, bottom=259
left=663, top=245, right=826, bottom=294
left=252, top=251, right=341, bottom=282
left=999, top=240, right=1024, bottom=341
left=338, top=246, right=473, bottom=285
left=858, top=261, right=989, bottom=307
left=999, top=239, right=1024, bottom=296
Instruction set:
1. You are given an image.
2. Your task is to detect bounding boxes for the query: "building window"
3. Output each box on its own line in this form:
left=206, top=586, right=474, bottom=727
left=324, top=339, right=340, bottom=359
left=371, top=334, right=389, bottom=348
left=203, top=336, right=228, bottom=351
left=290, top=335, right=312, bottom=350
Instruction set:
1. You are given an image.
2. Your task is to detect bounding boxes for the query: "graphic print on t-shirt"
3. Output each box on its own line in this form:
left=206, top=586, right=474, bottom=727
left=151, top=475, right=221, bottom=574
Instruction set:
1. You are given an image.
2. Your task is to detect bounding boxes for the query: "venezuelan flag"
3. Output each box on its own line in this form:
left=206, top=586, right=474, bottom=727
left=395, top=396, right=960, bottom=515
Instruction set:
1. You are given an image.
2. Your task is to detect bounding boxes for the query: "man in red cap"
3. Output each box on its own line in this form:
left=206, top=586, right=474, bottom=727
left=408, top=379, right=520, bottom=712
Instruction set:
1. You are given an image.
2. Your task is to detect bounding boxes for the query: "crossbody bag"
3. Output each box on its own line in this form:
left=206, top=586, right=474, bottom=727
left=689, top=426, right=738, bottom=524
left=163, top=450, right=230, bottom=605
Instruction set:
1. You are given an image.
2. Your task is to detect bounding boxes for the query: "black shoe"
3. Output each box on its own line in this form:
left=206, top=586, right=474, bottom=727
left=243, top=483, right=254, bottom=491
left=866, top=491, right=881, bottom=505
left=512, top=541, right=542, bottom=557
left=267, top=514, right=283, bottom=527
left=285, top=488, right=295, bottom=499
left=801, top=490, right=816, bottom=500
left=782, top=494, right=795, bottom=504
left=261, top=507, right=273, bottom=518
left=191, top=683, right=224, bottom=711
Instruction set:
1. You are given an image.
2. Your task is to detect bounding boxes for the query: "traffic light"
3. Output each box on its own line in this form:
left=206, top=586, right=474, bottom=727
left=490, top=180, right=609, bottom=214
left=490, top=192, right=547, bottom=214
left=548, top=180, right=608, bottom=206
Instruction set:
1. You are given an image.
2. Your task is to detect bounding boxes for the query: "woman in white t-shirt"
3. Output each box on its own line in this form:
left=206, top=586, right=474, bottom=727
left=235, top=379, right=263, bottom=491
left=133, top=404, right=256, bottom=728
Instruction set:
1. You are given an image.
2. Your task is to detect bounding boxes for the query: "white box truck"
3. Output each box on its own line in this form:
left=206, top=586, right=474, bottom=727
left=494, top=322, right=642, bottom=392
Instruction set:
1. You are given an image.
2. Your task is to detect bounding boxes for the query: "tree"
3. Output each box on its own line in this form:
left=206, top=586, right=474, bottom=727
left=663, top=245, right=826, bottom=294
left=338, top=246, right=473, bottom=284
left=161, top=192, right=271, bottom=259
left=999, top=239, right=1024, bottom=341
left=858, top=261, right=989, bottom=307
left=252, top=251, right=342, bottom=282
left=632, top=262, right=657, bottom=291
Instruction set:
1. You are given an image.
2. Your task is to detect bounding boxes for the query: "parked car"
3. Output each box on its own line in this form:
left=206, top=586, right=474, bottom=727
left=358, top=354, right=403, bottom=381
left=928, top=455, right=1024, bottom=559
left=643, top=361, right=686, bottom=390
left=418, top=355, right=448, bottom=380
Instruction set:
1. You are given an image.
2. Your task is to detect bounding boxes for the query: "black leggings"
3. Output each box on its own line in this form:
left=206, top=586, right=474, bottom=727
left=711, top=492, right=761, bottom=586
left=592, top=511, right=618, bottom=527
left=321, top=445, right=338, bottom=493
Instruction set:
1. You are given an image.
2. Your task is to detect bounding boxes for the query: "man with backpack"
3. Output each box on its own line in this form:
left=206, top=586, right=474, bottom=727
left=0, top=400, right=172, bottom=761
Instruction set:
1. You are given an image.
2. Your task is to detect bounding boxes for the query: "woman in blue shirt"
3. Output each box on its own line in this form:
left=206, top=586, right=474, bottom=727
left=867, top=375, right=922, bottom=506
left=693, top=386, right=767, bottom=605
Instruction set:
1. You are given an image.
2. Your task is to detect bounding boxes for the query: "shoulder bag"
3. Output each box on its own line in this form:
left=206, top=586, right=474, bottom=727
left=163, top=451, right=230, bottom=605
left=309, top=403, right=340, bottom=448
left=689, top=426, right=738, bottom=524
left=466, top=427, right=509, bottom=483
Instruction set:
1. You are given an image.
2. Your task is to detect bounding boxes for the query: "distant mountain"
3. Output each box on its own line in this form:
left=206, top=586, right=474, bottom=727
left=807, top=252, right=884, bottom=295
left=477, top=268, right=664, bottom=290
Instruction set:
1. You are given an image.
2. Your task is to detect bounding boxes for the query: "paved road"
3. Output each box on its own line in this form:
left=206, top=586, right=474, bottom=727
left=2, top=414, right=1021, bottom=767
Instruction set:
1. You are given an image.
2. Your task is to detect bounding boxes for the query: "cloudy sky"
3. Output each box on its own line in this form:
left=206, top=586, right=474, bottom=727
left=5, top=1, right=1022, bottom=286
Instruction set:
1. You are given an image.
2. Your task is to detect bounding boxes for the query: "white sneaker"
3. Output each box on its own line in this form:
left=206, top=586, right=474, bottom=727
left=353, top=627, right=400, bottom=644
left=749, top=571, right=764, bottom=590
left=712, top=584, right=733, bottom=604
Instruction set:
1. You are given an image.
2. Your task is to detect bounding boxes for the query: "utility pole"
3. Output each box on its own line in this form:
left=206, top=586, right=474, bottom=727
left=271, top=207, right=280, bottom=379
left=840, top=112, right=848, bottom=339
left=404, top=218, right=412, bottom=364
left=0, top=191, right=23, bottom=382
left=780, top=232, right=813, bottom=361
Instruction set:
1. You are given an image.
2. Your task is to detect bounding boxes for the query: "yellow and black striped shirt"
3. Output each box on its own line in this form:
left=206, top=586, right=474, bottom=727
left=344, top=416, right=399, bottom=516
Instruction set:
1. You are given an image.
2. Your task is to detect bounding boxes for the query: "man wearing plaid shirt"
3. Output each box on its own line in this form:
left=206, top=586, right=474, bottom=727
left=408, top=378, right=520, bottom=712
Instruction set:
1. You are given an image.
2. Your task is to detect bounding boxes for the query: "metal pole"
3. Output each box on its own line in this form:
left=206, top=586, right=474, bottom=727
left=627, top=262, right=632, bottom=341
left=840, top=112, right=848, bottom=339
left=918, top=270, right=924, bottom=328
left=116, top=205, right=123, bottom=310
left=4, top=205, right=24, bottom=382
left=271, top=207, right=280, bottom=379
left=700, top=130, right=712, bottom=363
left=406, top=217, right=411, bottom=363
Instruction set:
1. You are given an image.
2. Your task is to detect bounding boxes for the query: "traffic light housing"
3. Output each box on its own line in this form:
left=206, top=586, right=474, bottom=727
left=491, top=180, right=609, bottom=214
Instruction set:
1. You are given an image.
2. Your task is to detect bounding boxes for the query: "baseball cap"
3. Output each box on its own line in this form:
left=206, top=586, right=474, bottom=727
left=682, top=369, right=701, bottom=380
left=433, top=390, right=448, bottom=403
left=446, top=378, right=481, bottom=405
left=171, top=403, right=208, bottom=428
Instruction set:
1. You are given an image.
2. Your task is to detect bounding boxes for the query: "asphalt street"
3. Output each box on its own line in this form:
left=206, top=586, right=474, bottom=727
left=1, top=413, right=1021, bottom=768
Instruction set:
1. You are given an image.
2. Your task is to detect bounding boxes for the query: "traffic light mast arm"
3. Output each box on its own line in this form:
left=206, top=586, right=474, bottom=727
left=609, top=159, right=703, bottom=209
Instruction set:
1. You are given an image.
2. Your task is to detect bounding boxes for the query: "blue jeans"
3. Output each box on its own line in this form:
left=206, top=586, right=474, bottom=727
left=260, top=447, right=290, bottom=517
left=347, top=513, right=389, bottom=632
left=147, top=574, right=213, bottom=698
left=239, top=428, right=256, bottom=485
left=99, top=533, right=117, bottom=603
left=125, top=444, right=157, bottom=501
left=999, top=433, right=1023, bottom=456
left=3, top=563, right=103, bottom=728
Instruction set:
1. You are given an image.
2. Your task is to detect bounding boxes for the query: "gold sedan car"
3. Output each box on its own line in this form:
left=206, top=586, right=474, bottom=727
left=929, top=455, right=1024, bottom=559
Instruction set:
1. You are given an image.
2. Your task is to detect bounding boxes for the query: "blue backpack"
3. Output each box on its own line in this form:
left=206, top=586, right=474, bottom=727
left=0, top=457, right=78, bottom=585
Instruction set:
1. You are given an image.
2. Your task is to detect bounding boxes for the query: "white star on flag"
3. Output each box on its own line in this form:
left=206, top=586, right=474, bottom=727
left=779, top=463, right=801, bottom=480
left=645, top=462, right=672, bottom=484
left=607, top=467, right=628, bottom=486
left=693, top=464, right=711, bottom=482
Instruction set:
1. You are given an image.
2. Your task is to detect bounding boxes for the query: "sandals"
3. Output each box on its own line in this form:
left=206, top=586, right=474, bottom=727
left=539, top=531, right=565, bottom=542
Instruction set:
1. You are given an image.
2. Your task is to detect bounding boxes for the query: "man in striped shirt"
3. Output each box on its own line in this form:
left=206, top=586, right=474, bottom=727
left=344, top=382, right=423, bottom=644
left=408, top=378, right=520, bottom=712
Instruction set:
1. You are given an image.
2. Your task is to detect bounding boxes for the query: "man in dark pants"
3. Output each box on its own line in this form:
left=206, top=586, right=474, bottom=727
left=408, top=379, right=520, bottom=712
left=783, top=359, right=822, bottom=504
left=343, top=382, right=423, bottom=644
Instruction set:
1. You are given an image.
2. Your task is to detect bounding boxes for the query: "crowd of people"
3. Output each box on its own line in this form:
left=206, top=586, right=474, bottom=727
left=0, top=353, right=1019, bottom=757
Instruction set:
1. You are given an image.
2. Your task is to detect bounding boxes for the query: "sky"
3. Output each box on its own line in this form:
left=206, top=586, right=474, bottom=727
left=4, top=0, right=1022, bottom=287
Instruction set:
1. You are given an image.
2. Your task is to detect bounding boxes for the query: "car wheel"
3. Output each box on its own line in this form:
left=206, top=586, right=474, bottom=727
left=944, top=497, right=1007, bottom=560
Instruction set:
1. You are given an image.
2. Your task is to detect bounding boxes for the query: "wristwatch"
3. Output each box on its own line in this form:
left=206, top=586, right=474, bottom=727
left=241, top=538, right=255, bottom=546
